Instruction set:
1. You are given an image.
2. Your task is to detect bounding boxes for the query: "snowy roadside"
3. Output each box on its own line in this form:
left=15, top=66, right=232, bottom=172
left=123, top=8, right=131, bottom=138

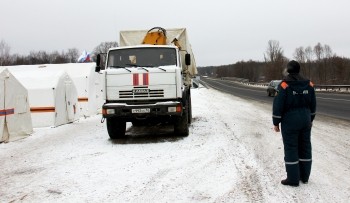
left=0, top=87, right=349, bottom=202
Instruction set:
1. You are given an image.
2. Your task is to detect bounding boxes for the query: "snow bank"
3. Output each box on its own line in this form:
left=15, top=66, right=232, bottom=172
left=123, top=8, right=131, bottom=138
left=0, top=86, right=349, bottom=202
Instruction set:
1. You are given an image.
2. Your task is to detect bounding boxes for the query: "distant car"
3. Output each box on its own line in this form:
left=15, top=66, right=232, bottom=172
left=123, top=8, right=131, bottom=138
left=267, top=80, right=282, bottom=96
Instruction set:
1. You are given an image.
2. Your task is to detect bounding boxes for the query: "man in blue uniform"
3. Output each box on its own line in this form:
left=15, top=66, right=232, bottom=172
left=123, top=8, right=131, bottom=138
left=272, top=60, right=316, bottom=187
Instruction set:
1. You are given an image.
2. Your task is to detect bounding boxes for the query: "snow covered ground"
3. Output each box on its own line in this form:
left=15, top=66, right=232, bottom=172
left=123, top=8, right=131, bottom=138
left=1, top=87, right=349, bottom=202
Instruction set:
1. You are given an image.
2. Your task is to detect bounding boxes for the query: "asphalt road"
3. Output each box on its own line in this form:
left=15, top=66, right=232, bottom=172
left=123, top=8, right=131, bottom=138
left=201, top=77, right=350, bottom=121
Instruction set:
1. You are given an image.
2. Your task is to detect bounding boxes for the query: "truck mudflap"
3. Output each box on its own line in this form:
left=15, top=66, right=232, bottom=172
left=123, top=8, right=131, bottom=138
left=102, top=101, right=183, bottom=119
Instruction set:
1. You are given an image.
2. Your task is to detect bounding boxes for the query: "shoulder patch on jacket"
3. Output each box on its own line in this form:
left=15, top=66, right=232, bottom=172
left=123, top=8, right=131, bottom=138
left=309, top=81, right=314, bottom=87
left=281, top=81, right=288, bottom=89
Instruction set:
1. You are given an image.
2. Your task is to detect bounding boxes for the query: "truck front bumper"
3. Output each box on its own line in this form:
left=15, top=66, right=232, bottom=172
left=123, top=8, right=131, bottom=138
left=102, top=101, right=183, bottom=119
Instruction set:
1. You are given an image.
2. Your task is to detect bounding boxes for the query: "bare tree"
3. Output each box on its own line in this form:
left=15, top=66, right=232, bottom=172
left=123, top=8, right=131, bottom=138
left=28, top=50, right=51, bottom=64
left=37, top=51, right=50, bottom=64
left=263, top=40, right=286, bottom=81
left=324, top=44, right=333, bottom=58
left=313, top=42, right=324, bottom=61
left=304, top=46, right=313, bottom=62
left=0, top=40, right=11, bottom=66
left=65, top=48, right=80, bottom=63
left=92, top=41, right=118, bottom=68
left=264, top=40, right=284, bottom=63
left=293, top=46, right=308, bottom=76
left=314, top=42, right=327, bottom=83
left=323, top=44, right=335, bottom=83
left=304, top=46, right=313, bottom=79
left=293, top=47, right=306, bottom=63
left=93, top=41, right=118, bottom=55
left=10, top=54, right=26, bottom=65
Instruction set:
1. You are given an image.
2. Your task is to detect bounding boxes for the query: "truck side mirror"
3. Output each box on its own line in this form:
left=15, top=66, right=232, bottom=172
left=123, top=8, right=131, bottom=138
left=185, top=54, right=191, bottom=66
left=95, top=54, right=101, bottom=72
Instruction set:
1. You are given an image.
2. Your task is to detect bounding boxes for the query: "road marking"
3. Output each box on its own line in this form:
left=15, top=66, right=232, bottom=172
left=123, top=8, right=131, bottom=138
left=316, top=96, right=350, bottom=102
left=205, top=79, right=263, bottom=93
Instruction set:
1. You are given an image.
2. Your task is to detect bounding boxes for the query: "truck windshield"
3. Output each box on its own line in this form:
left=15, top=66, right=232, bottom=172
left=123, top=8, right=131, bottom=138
left=107, top=47, right=177, bottom=68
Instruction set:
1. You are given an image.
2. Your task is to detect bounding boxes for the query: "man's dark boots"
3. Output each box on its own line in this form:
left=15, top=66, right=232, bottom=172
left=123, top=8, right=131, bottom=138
left=282, top=164, right=300, bottom=186
left=299, top=160, right=312, bottom=184
left=281, top=179, right=299, bottom=187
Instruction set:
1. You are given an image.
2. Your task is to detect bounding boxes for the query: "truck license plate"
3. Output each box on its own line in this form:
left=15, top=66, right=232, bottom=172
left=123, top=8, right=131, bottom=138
left=132, top=108, right=150, bottom=113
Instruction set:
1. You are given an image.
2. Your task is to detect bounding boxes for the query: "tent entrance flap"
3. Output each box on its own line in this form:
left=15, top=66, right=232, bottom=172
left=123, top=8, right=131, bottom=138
left=0, top=68, right=33, bottom=142
left=65, top=82, right=75, bottom=122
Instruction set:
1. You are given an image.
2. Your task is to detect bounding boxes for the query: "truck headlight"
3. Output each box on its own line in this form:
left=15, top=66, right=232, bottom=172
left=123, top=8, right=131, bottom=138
left=103, top=109, right=115, bottom=115
left=168, top=107, right=176, bottom=112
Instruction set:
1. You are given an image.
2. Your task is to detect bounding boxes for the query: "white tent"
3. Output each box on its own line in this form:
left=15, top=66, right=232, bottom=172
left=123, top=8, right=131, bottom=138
left=38, top=63, right=103, bottom=117
left=6, top=63, right=103, bottom=117
left=8, top=68, right=80, bottom=128
left=0, top=67, right=33, bottom=142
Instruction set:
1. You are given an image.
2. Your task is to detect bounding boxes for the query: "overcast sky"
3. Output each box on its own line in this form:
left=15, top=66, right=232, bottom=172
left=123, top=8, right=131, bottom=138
left=1, top=0, right=350, bottom=66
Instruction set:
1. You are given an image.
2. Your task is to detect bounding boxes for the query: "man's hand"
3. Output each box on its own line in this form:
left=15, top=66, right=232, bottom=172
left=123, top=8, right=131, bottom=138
left=274, top=125, right=280, bottom=132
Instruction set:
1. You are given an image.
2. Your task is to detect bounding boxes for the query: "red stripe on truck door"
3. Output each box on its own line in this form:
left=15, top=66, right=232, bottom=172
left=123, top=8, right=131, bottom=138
left=133, top=73, right=139, bottom=86
left=143, top=73, right=149, bottom=85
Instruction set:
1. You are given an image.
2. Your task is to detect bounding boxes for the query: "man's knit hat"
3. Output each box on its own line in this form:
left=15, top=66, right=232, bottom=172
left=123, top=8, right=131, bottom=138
left=287, top=60, right=300, bottom=73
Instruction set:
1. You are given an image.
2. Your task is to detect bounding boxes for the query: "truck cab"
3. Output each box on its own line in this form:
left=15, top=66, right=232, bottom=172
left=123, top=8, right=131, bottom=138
left=97, top=45, right=194, bottom=138
left=96, top=27, right=196, bottom=139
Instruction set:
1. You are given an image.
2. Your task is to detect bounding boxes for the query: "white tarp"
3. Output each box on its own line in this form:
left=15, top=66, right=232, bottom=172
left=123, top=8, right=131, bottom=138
left=0, top=67, right=33, bottom=142
left=7, top=67, right=80, bottom=128
left=6, top=64, right=103, bottom=117
left=39, top=63, right=103, bottom=117
left=119, top=28, right=197, bottom=76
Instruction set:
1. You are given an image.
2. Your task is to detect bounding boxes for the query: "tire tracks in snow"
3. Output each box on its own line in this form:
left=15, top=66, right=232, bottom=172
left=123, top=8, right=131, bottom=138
left=199, top=88, right=309, bottom=202
left=195, top=89, right=265, bottom=202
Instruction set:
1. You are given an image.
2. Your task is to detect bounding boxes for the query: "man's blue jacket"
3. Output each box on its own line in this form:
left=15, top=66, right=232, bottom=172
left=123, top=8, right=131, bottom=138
left=273, top=75, right=316, bottom=126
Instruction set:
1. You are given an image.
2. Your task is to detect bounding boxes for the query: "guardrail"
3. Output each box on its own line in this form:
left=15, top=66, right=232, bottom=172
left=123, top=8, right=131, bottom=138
left=218, top=77, right=350, bottom=92
left=314, top=85, right=350, bottom=91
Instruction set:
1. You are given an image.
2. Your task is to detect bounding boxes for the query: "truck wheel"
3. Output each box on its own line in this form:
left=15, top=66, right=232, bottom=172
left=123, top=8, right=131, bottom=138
left=106, top=118, right=126, bottom=139
left=174, top=102, right=189, bottom=136
left=188, top=94, right=192, bottom=124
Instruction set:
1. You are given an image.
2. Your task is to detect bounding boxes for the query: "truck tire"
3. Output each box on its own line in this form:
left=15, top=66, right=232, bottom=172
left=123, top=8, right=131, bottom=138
left=174, top=101, right=189, bottom=136
left=188, top=94, right=192, bottom=124
left=106, top=118, right=126, bottom=139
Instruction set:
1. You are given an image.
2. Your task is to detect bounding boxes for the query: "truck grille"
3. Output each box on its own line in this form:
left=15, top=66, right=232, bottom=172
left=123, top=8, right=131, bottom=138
left=119, top=89, right=164, bottom=98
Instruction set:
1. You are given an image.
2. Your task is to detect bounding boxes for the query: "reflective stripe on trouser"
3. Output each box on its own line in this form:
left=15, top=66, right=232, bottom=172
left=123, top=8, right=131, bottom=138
left=284, top=159, right=312, bottom=183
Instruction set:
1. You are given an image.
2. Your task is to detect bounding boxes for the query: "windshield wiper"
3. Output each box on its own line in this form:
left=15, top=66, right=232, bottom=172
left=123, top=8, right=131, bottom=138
left=123, top=67, right=132, bottom=72
left=109, top=65, right=124, bottom=68
left=139, top=67, right=149, bottom=72
left=125, top=64, right=149, bottom=72
left=108, top=65, right=131, bottom=72
left=125, top=63, right=138, bottom=67
left=125, top=64, right=166, bottom=72
left=157, top=67, right=166, bottom=72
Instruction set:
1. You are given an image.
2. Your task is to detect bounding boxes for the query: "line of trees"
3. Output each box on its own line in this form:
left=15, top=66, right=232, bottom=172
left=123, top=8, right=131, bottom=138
left=2, top=39, right=350, bottom=85
left=198, top=40, right=350, bottom=85
left=0, top=40, right=117, bottom=66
